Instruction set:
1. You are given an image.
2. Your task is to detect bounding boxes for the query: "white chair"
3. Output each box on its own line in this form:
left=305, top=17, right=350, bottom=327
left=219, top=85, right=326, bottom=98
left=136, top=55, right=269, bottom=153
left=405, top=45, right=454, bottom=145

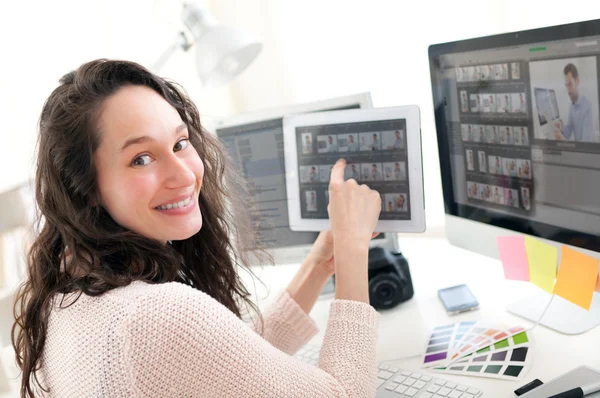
left=0, top=183, right=33, bottom=395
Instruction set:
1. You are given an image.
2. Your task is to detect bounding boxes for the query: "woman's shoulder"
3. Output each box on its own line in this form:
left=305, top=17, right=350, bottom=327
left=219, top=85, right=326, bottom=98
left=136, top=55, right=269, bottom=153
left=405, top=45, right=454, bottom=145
left=122, top=280, right=214, bottom=307
left=52, top=280, right=211, bottom=313
left=123, top=281, right=232, bottom=320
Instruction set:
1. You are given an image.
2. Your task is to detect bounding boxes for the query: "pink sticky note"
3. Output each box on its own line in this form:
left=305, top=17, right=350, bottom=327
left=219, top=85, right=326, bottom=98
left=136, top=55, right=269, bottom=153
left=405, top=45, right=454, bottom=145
left=497, top=236, right=530, bottom=281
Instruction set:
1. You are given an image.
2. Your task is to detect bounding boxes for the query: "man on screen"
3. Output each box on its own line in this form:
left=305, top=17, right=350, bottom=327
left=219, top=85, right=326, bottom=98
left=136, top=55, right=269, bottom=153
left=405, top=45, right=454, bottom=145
left=347, top=134, right=359, bottom=151
left=554, top=63, right=595, bottom=142
left=389, top=130, right=405, bottom=149
left=303, top=135, right=312, bottom=154
left=371, top=164, right=382, bottom=180
left=326, top=135, right=338, bottom=152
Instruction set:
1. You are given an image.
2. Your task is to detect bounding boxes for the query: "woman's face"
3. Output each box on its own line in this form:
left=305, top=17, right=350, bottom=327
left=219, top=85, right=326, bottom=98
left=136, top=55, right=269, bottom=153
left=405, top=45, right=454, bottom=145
left=94, top=86, right=204, bottom=242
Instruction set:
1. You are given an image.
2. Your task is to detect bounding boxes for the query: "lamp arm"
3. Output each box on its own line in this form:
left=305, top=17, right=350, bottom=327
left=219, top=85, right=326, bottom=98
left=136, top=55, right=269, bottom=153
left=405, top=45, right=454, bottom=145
left=150, top=32, right=193, bottom=73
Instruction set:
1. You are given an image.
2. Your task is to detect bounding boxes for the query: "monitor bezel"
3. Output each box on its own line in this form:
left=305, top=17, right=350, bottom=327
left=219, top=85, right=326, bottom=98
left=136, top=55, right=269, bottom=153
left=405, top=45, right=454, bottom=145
left=214, top=93, right=400, bottom=265
left=429, top=18, right=600, bottom=253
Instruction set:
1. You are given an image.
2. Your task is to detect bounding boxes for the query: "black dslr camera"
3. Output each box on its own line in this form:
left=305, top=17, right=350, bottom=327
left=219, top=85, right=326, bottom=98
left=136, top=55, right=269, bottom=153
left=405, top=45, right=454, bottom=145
left=367, top=246, right=414, bottom=310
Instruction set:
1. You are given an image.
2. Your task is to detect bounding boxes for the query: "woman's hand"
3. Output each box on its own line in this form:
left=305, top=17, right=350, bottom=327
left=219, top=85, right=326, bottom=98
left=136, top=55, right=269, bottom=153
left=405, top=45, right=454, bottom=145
left=307, top=229, right=379, bottom=277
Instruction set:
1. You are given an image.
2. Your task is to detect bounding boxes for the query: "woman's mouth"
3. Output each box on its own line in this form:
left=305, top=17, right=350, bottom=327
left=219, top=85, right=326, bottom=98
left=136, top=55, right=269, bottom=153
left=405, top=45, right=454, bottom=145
left=155, top=195, right=195, bottom=214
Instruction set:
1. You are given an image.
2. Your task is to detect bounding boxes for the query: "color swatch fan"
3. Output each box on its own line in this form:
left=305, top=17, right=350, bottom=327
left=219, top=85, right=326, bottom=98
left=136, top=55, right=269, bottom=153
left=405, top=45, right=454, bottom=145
left=421, top=322, right=534, bottom=381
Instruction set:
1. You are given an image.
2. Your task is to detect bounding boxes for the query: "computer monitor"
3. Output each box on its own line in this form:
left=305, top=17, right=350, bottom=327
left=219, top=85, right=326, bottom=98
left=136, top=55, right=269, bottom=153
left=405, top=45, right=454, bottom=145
left=214, top=93, right=399, bottom=267
left=429, top=19, right=600, bottom=334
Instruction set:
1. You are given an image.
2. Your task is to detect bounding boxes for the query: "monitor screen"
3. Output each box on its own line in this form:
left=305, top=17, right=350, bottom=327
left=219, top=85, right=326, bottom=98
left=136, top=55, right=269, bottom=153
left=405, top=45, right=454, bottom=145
left=215, top=97, right=388, bottom=253
left=294, top=120, right=410, bottom=219
left=429, top=19, right=600, bottom=252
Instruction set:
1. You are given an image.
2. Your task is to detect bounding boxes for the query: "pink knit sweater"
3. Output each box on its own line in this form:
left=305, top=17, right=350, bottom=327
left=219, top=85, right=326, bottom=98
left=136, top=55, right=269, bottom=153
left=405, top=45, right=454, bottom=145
left=39, top=281, right=380, bottom=397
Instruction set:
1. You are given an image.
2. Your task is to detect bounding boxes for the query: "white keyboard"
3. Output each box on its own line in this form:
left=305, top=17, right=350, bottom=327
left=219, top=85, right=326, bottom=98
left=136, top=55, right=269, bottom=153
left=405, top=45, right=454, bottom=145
left=294, top=345, right=483, bottom=398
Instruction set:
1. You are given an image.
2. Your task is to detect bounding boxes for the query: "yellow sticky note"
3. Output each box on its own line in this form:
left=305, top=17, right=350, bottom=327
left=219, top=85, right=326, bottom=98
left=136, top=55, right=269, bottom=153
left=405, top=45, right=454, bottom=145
left=524, top=237, right=557, bottom=294
left=554, top=246, right=599, bottom=310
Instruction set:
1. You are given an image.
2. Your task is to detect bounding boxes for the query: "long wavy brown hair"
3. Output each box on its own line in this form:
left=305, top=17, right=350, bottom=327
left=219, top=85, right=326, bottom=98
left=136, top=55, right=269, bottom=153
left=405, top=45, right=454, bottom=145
left=11, top=59, right=269, bottom=397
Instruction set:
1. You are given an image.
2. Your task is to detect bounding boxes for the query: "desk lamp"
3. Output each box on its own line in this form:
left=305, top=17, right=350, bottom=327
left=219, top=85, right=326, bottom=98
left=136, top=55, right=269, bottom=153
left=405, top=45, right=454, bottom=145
left=151, top=1, right=262, bottom=87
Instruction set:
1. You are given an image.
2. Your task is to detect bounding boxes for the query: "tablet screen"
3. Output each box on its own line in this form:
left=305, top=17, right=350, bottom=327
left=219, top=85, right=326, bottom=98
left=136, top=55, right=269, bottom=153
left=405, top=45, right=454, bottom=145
left=295, top=119, right=411, bottom=220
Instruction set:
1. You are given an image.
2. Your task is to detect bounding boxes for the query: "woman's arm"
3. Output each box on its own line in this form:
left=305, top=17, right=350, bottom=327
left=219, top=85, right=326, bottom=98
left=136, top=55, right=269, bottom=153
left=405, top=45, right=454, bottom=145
left=254, top=246, right=333, bottom=354
left=285, top=253, right=333, bottom=314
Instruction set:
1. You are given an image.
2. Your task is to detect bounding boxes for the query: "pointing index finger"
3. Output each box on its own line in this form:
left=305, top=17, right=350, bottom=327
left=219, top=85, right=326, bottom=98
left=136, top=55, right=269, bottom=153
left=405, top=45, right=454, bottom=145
left=329, top=159, right=346, bottom=189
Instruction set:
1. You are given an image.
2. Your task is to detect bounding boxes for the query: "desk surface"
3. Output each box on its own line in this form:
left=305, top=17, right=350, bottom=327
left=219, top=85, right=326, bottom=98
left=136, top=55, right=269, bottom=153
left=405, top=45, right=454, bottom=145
left=2, top=236, right=598, bottom=397
left=252, top=236, right=600, bottom=396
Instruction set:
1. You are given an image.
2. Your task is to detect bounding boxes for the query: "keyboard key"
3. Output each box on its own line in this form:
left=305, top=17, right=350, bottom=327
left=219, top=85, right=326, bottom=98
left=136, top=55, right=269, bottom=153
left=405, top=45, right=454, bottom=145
left=459, top=394, right=475, bottom=398
left=467, top=388, right=480, bottom=395
left=434, top=379, right=447, bottom=386
left=405, top=387, right=419, bottom=397
left=385, top=382, right=399, bottom=391
left=427, top=385, right=441, bottom=393
left=419, top=393, right=433, bottom=398
left=402, top=370, right=412, bottom=376
left=455, top=385, right=468, bottom=392
left=379, top=364, right=389, bottom=370
left=388, top=366, right=400, bottom=373
left=394, top=385, right=408, bottom=394
left=438, top=387, right=451, bottom=396
left=434, top=395, right=446, bottom=398
left=402, top=377, right=417, bottom=386
left=412, top=373, right=422, bottom=379
left=448, top=391, right=462, bottom=398
left=420, top=375, right=432, bottom=382
left=414, top=380, right=427, bottom=389
left=446, top=382, right=457, bottom=389
left=378, top=370, right=394, bottom=379
left=375, top=378, right=385, bottom=388
left=393, top=376, right=406, bottom=384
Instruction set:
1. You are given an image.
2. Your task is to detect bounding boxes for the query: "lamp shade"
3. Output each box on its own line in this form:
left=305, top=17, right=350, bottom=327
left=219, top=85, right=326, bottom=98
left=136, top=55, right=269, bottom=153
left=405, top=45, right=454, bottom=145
left=194, top=24, right=262, bottom=87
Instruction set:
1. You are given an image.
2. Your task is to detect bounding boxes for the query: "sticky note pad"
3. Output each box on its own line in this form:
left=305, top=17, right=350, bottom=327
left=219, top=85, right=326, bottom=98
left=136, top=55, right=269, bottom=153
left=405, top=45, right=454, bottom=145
left=497, top=236, right=530, bottom=281
left=554, top=246, right=599, bottom=310
left=524, top=237, right=557, bottom=294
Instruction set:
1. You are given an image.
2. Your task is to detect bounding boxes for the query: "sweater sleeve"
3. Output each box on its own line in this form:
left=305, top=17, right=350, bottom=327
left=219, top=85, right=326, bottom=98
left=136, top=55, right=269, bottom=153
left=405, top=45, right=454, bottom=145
left=123, top=283, right=379, bottom=398
left=253, top=290, right=319, bottom=355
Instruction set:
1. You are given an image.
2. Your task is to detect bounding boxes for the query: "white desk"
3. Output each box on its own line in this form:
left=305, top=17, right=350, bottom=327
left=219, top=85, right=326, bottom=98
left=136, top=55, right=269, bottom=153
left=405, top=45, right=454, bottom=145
left=252, top=236, right=600, bottom=396
left=2, top=236, right=598, bottom=397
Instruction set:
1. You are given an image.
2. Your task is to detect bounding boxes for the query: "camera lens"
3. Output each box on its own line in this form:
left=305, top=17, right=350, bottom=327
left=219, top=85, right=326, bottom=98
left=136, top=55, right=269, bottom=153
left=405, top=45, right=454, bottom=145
left=378, top=285, right=393, bottom=301
left=369, top=273, right=405, bottom=310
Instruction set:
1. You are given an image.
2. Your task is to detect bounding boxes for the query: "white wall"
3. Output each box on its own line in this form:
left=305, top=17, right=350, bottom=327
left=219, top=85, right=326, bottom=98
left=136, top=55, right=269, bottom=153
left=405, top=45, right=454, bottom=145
left=0, top=0, right=236, bottom=194
left=210, top=0, right=600, bottom=232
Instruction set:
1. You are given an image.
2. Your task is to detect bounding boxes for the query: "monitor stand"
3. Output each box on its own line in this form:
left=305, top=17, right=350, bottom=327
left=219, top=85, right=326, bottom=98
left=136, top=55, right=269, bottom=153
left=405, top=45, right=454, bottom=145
left=507, top=291, right=600, bottom=335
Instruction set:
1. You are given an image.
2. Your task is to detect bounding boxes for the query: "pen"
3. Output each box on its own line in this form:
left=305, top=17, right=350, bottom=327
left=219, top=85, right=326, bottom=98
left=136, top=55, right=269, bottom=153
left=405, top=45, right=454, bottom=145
left=548, top=380, right=600, bottom=398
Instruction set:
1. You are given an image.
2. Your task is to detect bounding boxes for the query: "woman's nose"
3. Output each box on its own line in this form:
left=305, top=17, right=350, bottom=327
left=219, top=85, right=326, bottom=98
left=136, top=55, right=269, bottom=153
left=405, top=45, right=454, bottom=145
left=164, top=155, right=195, bottom=188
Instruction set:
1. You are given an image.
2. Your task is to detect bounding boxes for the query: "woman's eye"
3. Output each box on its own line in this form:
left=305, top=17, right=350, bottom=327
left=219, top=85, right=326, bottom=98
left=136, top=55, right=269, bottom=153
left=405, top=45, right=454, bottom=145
left=174, top=138, right=189, bottom=152
left=131, top=154, right=152, bottom=167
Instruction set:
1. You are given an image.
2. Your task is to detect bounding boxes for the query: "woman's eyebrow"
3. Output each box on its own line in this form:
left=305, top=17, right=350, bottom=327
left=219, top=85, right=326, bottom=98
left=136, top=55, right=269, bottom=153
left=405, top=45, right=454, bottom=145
left=120, top=123, right=188, bottom=152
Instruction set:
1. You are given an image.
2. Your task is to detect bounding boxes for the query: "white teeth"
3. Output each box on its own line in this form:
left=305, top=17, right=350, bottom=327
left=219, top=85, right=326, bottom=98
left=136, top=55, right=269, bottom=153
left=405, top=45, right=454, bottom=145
left=157, top=196, right=192, bottom=210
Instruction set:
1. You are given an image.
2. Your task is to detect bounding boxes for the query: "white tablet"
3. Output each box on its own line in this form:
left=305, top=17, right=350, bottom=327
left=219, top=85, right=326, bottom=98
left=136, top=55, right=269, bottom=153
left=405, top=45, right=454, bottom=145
left=283, top=105, right=425, bottom=233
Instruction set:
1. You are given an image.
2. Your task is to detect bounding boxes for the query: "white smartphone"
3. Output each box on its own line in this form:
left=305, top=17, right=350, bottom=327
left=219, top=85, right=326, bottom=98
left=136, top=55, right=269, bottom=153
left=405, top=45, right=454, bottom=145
left=438, top=284, right=479, bottom=315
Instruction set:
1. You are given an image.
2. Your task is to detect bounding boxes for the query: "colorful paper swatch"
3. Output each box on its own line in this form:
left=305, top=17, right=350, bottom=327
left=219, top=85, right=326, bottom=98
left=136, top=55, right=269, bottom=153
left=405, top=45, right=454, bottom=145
left=432, top=347, right=532, bottom=381
left=428, top=323, right=534, bottom=381
left=421, top=321, right=476, bottom=367
left=554, top=246, right=599, bottom=310
left=450, top=323, right=527, bottom=361
left=525, top=237, right=558, bottom=293
left=497, top=236, right=530, bottom=281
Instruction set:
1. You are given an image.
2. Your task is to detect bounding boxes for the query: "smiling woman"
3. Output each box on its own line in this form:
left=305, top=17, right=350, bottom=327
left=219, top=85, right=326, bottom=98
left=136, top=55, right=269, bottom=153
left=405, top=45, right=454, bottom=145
left=11, top=59, right=382, bottom=398
left=11, top=59, right=267, bottom=396
left=95, top=85, right=205, bottom=242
